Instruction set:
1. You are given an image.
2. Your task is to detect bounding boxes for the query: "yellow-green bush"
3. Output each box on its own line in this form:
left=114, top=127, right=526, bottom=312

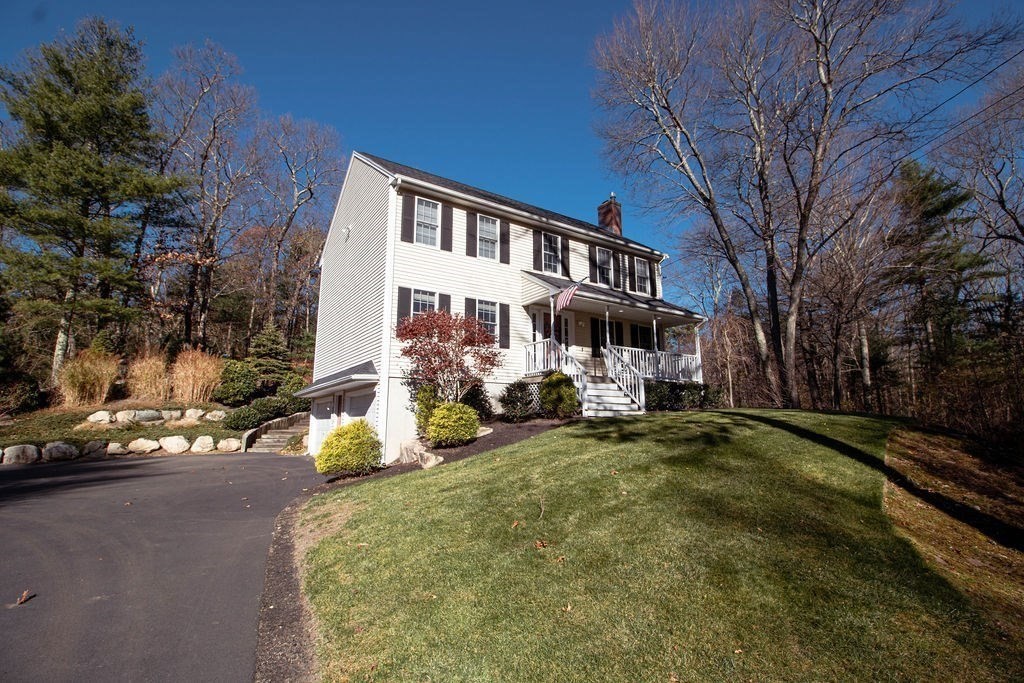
left=58, top=349, right=120, bottom=406
left=427, top=402, right=480, bottom=447
left=315, top=419, right=382, bottom=475
left=540, top=371, right=579, bottom=418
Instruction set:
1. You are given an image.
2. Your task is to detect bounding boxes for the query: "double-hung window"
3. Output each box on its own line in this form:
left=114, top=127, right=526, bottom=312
left=542, top=232, right=561, bottom=274
left=596, top=247, right=612, bottom=286
left=476, top=299, right=498, bottom=339
left=412, top=289, right=436, bottom=317
left=635, top=257, right=650, bottom=294
left=415, top=198, right=439, bottom=247
left=478, top=215, right=498, bottom=260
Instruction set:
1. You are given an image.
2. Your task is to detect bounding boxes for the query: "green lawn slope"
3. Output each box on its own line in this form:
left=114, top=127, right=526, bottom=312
left=302, top=410, right=1020, bottom=682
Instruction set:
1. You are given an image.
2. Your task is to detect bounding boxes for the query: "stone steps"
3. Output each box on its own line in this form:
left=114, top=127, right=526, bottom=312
left=251, top=426, right=308, bottom=454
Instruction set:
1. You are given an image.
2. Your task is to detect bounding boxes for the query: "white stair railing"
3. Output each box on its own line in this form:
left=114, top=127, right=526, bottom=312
left=524, top=339, right=590, bottom=416
left=602, top=345, right=645, bottom=411
left=609, top=345, right=701, bottom=382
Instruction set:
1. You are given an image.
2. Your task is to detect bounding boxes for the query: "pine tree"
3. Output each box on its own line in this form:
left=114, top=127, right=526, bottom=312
left=247, top=319, right=291, bottom=392
left=0, top=17, right=180, bottom=384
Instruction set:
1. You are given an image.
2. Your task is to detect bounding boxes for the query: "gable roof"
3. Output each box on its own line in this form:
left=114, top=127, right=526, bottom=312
left=523, top=271, right=702, bottom=322
left=356, top=152, right=663, bottom=256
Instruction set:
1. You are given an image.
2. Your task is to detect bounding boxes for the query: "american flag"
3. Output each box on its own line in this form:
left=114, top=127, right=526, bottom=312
left=555, top=283, right=580, bottom=313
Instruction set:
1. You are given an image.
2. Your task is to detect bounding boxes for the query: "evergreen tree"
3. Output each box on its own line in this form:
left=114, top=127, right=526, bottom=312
left=246, top=319, right=291, bottom=392
left=0, top=18, right=180, bottom=384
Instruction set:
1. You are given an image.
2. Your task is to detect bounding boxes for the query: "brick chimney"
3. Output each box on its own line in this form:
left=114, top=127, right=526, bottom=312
left=598, top=192, right=622, bottom=236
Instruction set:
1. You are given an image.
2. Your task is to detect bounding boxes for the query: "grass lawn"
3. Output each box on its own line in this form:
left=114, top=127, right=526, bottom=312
left=0, top=402, right=241, bottom=450
left=302, top=410, right=1023, bottom=682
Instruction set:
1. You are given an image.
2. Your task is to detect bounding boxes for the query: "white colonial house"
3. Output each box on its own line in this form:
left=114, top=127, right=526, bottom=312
left=296, top=152, right=704, bottom=462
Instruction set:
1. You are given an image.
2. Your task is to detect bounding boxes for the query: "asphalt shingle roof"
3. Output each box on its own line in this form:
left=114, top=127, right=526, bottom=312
left=525, top=271, right=702, bottom=321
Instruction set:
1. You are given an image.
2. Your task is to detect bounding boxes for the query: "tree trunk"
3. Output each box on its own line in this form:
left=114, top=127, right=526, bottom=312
left=858, top=319, right=873, bottom=412
left=50, top=289, right=77, bottom=386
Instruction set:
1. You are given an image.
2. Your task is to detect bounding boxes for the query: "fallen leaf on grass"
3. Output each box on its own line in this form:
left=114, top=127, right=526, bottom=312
left=611, top=469, right=618, bottom=476
left=534, top=539, right=549, bottom=549
left=511, top=520, right=520, bottom=529
left=561, top=602, right=572, bottom=612
left=734, top=649, right=744, bottom=654
left=555, top=556, right=566, bottom=563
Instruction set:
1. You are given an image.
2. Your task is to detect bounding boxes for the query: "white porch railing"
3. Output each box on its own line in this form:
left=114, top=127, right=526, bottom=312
left=602, top=345, right=645, bottom=409
left=609, top=345, right=702, bottom=383
left=524, top=338, right=589, bottom=415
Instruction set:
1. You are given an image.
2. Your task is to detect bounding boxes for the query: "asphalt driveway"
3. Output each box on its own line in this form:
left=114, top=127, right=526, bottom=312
left=0, top=453, right=320, bottom=682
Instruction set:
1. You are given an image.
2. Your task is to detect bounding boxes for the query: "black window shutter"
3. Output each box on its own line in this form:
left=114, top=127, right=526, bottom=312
left=441, top=205, right=453, bottom=251
left=533, top=230, right=542, bottom=271
left=401, top=196, right=415, bottom=243
left=439, top=293, right=451, bottom=312
left=397, top=286, right=411, bottom=323
left=628, top=256, right=637, bottom=291
left=588, top=245, right=597, bottom=283
left=650, top=261, right=658, bottom=297
left=499, top=303, right=510, bottom=349
left=613, top=253, right=622, bottom=289
left=465, top=297, right=476, bottom=318
left=560, top=237, right=570, bottom=277
left=466, top=212, right=478, bottom=257
left=500, top=220, right=510, bottom=264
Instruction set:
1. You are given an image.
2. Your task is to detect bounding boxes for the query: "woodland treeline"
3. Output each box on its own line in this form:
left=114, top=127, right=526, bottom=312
left=0, top=18, right=342, bottom=397
left=596, top=0, right=1024, bottom=446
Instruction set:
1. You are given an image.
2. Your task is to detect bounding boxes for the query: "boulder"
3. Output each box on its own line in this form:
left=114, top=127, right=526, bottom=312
left=184, top=408, right=205, bottom=420
left=115, top=410, right=137, bottom=424
left=476, top=426, right=494, bottom=438
left=42, top=441, right=79, bottom=462
left=204, top=410, right=227, bottom=422
left=128, top=438, right=160, bottom=454
left=3, top=445, right=41, bottom=465
left=420, top=452, right=444, bottom=469
left=158, top=436, right=191, bottom=454
left=216, top=438, right=241, bottom=453
left=82, top=441, right=108, bottom=459
left=399, top=439, right=427, bottom=464
left=190, top=435, right=215, bottom=453
left=301, top=434, right=309, bottom=447
left=87, top=410, right=115, bottom=424
left=161, top=410, right=183, bottom=421
left=106, top=442, right=130, bottom=455
left=135, top=409, right=163, bottom=423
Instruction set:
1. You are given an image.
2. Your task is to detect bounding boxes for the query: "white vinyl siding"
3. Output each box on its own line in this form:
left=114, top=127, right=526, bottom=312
left=477, top=299, right=498, bottom=338
left=542, top=232, right=561, bottom=274
left=597, top=247, right=612, bottom=286
left=635, top=257, right=650, bottom=294
left=415, top=197, right=439, bottom=247
left=478, top=214, right=498, bottom=260
left=412, top=289, right=436, bottom=316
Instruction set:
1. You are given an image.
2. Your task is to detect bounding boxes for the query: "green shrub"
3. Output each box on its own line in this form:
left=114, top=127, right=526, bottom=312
left=644, top=381, right=719, bottom=411
left=0, top=373, right=43, bottom=415
left=459, top=382, right=494, bottom=419
left=540, top=371, right=579, bottom=419
left=415, top=384, right=440, bottom=436
left=212, top=360, right=261, bottom=407
left=427, top=402, right=480, bottom=447
left=223, top=396, right=289, bottom=431
left=276, top=372, right=311, bottom=413
left=251, top=396, right=288, bottom=421
left=499, top=380, right=535, bottom=422
left=315, top=419, right=382, bottom=476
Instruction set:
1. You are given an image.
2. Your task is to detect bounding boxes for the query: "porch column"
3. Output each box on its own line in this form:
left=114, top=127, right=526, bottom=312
left=604, top=306, right=610, bottom=351
left=549, top=294, right=556, bottom=368
left=652, top=316, right=660, bottom=379
left=694, top=322, right=704, bottom=383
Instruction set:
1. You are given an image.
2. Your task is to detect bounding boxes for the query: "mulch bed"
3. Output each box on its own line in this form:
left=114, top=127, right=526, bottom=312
left=253, top=416, right=568, bottom=682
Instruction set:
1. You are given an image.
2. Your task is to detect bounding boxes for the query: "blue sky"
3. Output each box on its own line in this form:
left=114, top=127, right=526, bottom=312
left=0, top=0, right=1016, bottom=273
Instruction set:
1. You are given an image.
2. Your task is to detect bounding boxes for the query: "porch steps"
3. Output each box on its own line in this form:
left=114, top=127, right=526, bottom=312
left=585, top=381, right=643, bottom=418
left=250, top=426, right=307, bottom=453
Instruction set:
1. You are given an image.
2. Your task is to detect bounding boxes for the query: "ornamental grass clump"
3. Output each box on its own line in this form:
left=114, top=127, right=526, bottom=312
left=315, top=419, right=382, bottom=476
left=171, top=349, right=224, bottom=403
left=58, top=349, right=120, bottom=406
left=427, top=402, right=480, bottom=447
left=127, top=354, right=172, bottom=401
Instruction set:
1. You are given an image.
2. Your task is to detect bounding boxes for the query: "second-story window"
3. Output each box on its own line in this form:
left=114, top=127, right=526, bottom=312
left=596, top=247, right=612, bottom=286
left=412, top=289, right=436, bottom=316
left=477, top=299, right=498, bottom=338
left=542, top=232, right=561, bottom=274
left=635, top=257, right=651, bottom=294
left=478, top=215, right=498, bottom=260
left=415, top=198, right=439, bottom=247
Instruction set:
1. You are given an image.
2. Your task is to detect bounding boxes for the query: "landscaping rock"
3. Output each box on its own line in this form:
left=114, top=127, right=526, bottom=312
left=204, top=410, right=226, bottom=422
left=190, top=435, right=215, bottom=453
left=128, top=438, right=160, bottom=454
left=87, top=410, right=115, bottom=423
left=115, top=410, right=137, bottom=424
left=420, top=452, right=444, bottom=469
left=3, top=445, right=41, bottom=465
left=476, top=426, right=494, bottom=437
left=216, top=438, right=241, bottom=452
left=82, top=441, right=108, bottom=459
left=399, top=438, right=426, bottom=464
left=106, top=442, right=130, bottom=455
left=159, top=436, right=191, bottom=454
left=135, top=409, right=163, bottom=423
left=184, top=408, right=205, bottom=420
left=161, top=410, right=183, bottom=421
left=301, top=434, right=309, bottom=447
left=42, top=441, right=79, bottom=462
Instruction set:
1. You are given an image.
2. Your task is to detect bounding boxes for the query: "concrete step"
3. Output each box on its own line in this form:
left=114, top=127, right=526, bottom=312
left=588, top=408, right=644, bottom=418
left=586, top=394, right=635, bottom=405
